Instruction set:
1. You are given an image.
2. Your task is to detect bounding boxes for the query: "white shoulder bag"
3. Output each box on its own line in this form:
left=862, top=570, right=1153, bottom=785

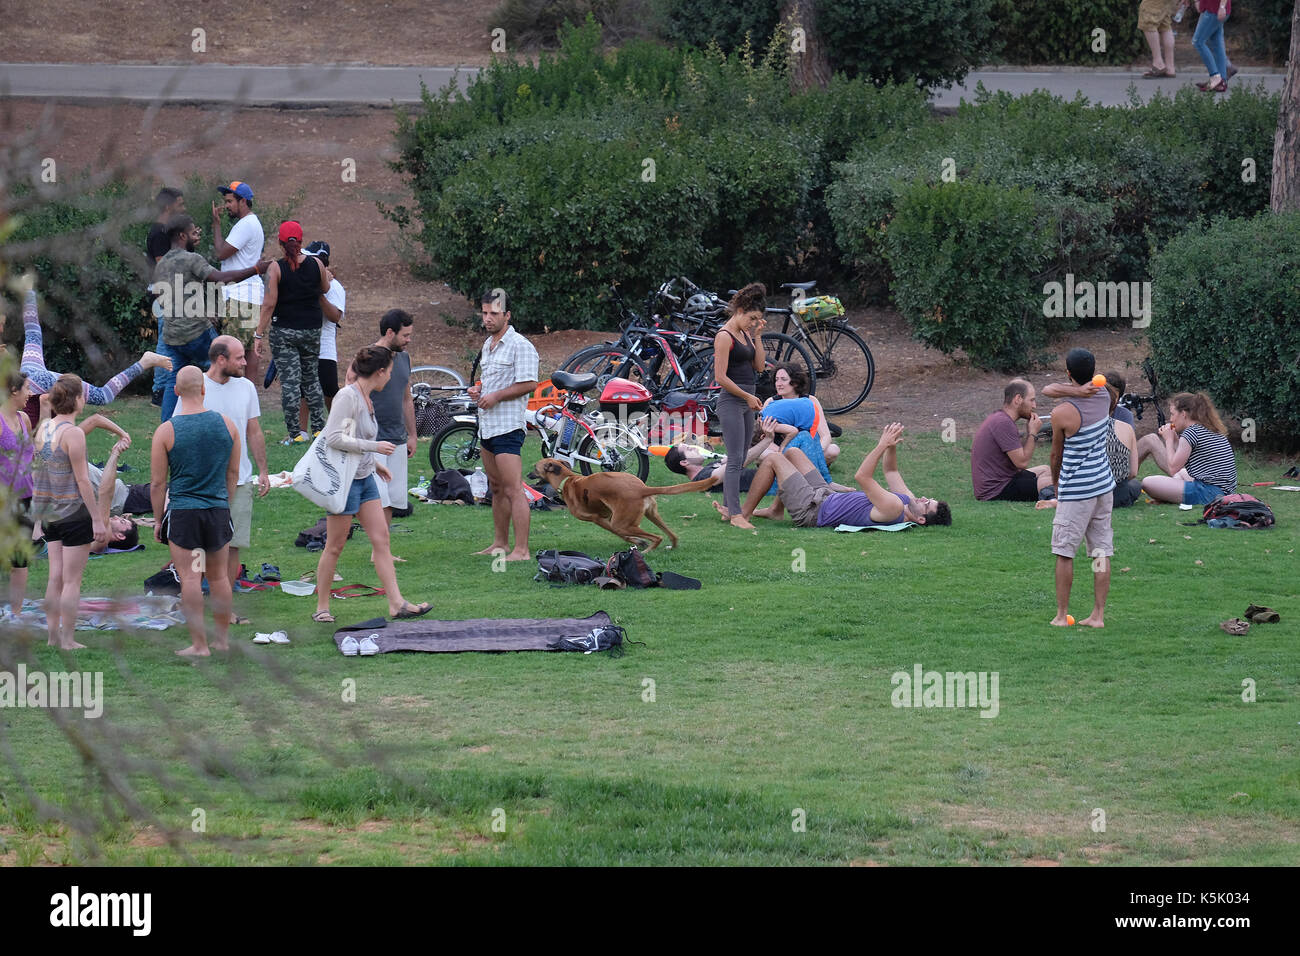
left=292, top=427, right=359, bottom=514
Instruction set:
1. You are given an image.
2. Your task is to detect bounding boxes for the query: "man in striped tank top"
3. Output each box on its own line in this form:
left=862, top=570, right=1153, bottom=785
left=1049, top=349, right=1116, bottom=628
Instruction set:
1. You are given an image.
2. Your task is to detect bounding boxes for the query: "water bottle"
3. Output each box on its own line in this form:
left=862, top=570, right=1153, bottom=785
left=412, top=473, right=430, bottom=497
left=468, top=466, right=488, bottom=499
left=527, top=407, right=562, bottom=433
left=1173, top=4, right=1184, bottom=23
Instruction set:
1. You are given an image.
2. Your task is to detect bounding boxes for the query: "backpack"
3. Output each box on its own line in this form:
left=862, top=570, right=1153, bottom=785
left=608, top=548, right=657, bottom=588
left=1202, top=493, right=1275, bottom=529
left=535, top=549, right=606, bottom=585
left=429, top=469, right=474, bottom=505
left=295, top=517, right=355, bottom=551
left=548, top=624, right=629, bottom=656
left=144, top=563, right=209, bottom=596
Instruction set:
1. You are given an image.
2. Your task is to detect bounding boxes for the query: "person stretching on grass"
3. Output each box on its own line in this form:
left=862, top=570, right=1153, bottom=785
left=151, top=366, right=240, bottom=657
left=732, top=421, right=951, bottom=530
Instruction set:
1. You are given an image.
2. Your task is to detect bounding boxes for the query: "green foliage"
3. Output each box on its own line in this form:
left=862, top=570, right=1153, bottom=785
left=882, top=180, right=1106, bottom=371
left=991, top=0, right=1146, bottom=65
left=819, top=0, right=998, bottom=88
left=491, top=0, right=631, bottom=48
left=1149, top=212, right=1300, bottom=446
left=389, top=17, right=928, bottom=331
left=654, top=0, right=779, bottom=53
left=1236, top=0, right=1296, bottom=62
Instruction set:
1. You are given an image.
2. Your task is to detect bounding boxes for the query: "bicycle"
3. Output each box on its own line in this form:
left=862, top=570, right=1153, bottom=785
left=429, top=369, right=651, bottom=481
left=1118, top=358, right=1167, bottom=428
left=411, top=364, right=471, bottom=438
left=761, top=281, right=874, bottom=414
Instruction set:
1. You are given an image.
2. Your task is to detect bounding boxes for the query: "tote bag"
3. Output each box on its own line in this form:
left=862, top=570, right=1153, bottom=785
left=292, top=432, right=358, bottom=514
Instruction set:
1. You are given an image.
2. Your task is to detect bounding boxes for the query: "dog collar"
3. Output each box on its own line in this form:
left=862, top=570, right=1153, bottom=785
left=558, top=475, right=577, bottom=493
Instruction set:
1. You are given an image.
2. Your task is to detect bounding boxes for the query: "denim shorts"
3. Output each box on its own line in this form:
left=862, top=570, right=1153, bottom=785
left=1183, top=480, right=1228, bottom=506
left=339, top=474, right=381, bottom=515
left=482, top=429, right=525, bottom=456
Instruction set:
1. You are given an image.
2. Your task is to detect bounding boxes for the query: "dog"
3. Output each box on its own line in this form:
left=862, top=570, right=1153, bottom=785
left=530, top=458, right=714, bottom=551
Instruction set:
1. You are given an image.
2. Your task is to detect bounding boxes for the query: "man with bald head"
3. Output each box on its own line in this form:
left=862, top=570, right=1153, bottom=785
left=151, top=365, right=240, bottom=657
left=204, top=335, right=269, bottom=600
left=971, top=378, right=1053, bottom=501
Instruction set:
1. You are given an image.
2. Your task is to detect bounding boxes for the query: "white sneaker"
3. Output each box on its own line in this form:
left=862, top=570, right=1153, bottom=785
left=340, top=636, right=360, bottom=656
left=252, top=632, right=272, bottom=644
left=358, top=635, right=380, bottom=657
left=268, top=630, right=290, bottom=644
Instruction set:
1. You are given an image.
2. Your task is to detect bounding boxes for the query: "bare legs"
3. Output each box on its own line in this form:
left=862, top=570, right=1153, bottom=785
left=172, top=542, right=231, bottom=656
left=316, top=500, right=425, bottom=619
left=44, top=541, right=88, bottom=650
left=1051, top=555, right=1109, bottom=628
left=474, top=448, right=530, bottom=560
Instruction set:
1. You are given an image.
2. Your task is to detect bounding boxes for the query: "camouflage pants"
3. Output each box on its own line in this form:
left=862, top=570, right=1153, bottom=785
left=270, top=325, right=326, bottom=437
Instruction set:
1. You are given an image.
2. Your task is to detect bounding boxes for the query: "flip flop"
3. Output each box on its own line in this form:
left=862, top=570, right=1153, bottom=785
left=392, top=601, right=432, bottom=620
left=1141, top=68, right=1171, bottom=78
left=332, top=584, right=386, bottom=599
left=1219, top=618, right=1250, bottom=636
left=230, top=614, right=252, bottom=626
left=312, top=610, right=335, bottom=624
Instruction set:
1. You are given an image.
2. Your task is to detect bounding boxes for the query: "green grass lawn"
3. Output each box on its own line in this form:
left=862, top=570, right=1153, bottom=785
left=1, top=397, right=1297, bottom=865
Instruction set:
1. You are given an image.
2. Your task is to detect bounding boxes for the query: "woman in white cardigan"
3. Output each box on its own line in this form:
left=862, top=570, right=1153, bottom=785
left=312, top=345, right=431, bottom=624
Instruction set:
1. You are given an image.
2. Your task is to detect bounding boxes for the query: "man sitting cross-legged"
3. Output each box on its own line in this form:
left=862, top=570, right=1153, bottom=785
left=728, top=422, right=952, bottom=530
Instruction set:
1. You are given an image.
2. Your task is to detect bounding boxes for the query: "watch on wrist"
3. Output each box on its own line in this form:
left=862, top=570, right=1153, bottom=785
left=253, top=332, right=264, bottom=339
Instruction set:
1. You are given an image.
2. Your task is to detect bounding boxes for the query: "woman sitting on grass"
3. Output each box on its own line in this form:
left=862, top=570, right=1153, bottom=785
left=762, top=364, right=840, bottom=477
left=311, top=346, right=430, bottom=624
left=1136, top=391, right=1236, bottom=505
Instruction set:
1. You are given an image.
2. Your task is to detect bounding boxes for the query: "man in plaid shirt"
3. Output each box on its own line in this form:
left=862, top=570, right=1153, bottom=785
left=468, top=289, right=539, bottom=561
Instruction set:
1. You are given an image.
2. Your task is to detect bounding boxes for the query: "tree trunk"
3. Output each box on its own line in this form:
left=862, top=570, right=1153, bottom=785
left=783, top=0, right=832, bottom=92
left=1270, top=1, right=1300, bottom=211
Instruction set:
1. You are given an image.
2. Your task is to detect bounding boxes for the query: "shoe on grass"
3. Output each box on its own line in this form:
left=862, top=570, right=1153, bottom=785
left=340, top=636, right=360, bottom=656
left=358, top=635, right=380, bottom=657
left=253, top=632, right=272, bottom=645
left=268, top=630, right=290, bottom=644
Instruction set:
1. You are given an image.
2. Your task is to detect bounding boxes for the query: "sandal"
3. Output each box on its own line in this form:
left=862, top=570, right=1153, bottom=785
left=392, top=601, right=432, bottom=620
left=1245, top=605, right=1280, bottom=624
left=230, top=614, right=252, bottom=626
left=260, top=563, right=282, bottom=582
left=1141, top=68, right=1171, bottom=79
left=312, top=610, right=335, bottom=624
left=1219, top=618, right=1250, bottom=636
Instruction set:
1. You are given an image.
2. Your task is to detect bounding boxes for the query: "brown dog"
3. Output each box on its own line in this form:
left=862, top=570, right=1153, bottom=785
left=531, top=458, right=714, bottom=551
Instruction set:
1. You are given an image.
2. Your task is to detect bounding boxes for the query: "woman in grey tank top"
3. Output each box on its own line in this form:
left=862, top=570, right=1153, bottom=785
left=711, top=282, right=767, bottom=529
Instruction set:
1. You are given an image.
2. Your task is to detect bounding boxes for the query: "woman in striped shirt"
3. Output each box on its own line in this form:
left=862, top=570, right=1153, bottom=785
left=1139, top=392, right=1237, bottom=504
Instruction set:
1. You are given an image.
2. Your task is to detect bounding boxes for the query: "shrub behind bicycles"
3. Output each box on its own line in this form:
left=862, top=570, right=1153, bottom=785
left=1149, top=212, right=1300, bottom=448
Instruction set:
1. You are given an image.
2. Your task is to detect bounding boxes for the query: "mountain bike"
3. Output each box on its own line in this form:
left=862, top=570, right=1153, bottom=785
left=761, top=281, right=874, bottom=414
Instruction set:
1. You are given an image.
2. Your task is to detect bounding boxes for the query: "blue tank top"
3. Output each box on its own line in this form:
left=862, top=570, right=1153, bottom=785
left=168, top=410, right=233, bottom=510
left=764, top=397, right=816, bottom=431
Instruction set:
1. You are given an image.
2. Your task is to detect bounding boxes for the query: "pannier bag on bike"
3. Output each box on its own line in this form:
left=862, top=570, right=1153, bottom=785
left=792, top=294, right=845, bottom=320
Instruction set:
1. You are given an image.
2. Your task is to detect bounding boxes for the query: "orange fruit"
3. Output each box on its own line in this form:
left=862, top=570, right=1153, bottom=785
left=1092, top=375, right=1106, bottom=388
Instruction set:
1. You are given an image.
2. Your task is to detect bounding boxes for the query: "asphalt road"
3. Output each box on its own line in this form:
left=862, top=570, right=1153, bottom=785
left=0, top=62, right=1286, bottom=108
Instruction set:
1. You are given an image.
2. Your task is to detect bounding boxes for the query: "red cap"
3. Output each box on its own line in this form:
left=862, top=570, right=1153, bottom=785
left=278, top=221, right=303, bottom=243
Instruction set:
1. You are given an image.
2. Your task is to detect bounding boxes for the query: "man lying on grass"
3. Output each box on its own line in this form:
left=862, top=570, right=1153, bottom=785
left=717, top=421, right=951, bottom=530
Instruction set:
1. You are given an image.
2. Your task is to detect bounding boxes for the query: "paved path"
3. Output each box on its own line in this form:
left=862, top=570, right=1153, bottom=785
left=0, top=62, right=1287, bottom=108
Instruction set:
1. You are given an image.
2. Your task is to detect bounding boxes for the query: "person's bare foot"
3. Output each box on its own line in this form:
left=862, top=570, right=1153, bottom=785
left=58, top=640, right=87, bottom=650
left=711, top=500, right=731, bottom=521
left=176, top=645, right=210, bottom=658
left=140, top=351, right=173, bottom=372
left=729, top=515, right=755, bottom=530
left=474, top=544, right=507, bottom=555
left=210, top=639, right=230, bottom=651
left=1049, top=614, right=1072, bottom=627
left=372, top=550, right=407, bottom=563
left=752, top=506, right=778, bottom=520
left=506, top=549, right=531, bottom=561
left=1077, top=615, right=1105, bottom=628
left=1035, top=499, right=1058, bottom=510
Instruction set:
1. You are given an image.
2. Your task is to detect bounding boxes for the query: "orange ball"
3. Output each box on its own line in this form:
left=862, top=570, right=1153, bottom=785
left=1092, top=374, right=1106, bottom=388
left=1066, top=614, right=1076, bottom=626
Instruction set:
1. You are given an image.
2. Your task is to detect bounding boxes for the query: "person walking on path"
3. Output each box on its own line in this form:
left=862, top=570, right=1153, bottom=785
left=468, top=289, right=539, bottom=562
left=1138, top=0, right=1179, bottom=78
left=150, top=366, right=240, bottom=657
left=711, top=282, right=767, bottom=530
left=1192, top=0, right=1236, bottom=92
left=311, top=346, right=432, bottom=624
left=253, top=220, right=330, bottom=444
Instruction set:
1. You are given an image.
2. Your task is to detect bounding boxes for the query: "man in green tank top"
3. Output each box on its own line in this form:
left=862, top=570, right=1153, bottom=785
left=150, top=366, right=240, bottom=657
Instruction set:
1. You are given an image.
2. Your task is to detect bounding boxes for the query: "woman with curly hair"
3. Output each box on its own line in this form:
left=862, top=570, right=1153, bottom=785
left=1137, top=391, right=1236, bottom=504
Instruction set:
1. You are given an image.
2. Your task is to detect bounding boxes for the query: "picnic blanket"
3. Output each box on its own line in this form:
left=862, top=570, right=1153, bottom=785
left=332, top=611, right=613, bottom=655
left=2, top=596, right=185, bottom=631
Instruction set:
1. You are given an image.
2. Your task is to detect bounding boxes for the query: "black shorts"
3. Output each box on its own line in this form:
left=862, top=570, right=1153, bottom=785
left=163, top=508, right=233, bottom=552
left=43, top=507, right=96, bottom=548
left=319, top=359, right=339, bottom=399
left=124, top=483, right=154, bottom=514
left=992, top=469, right=1040, bottom=502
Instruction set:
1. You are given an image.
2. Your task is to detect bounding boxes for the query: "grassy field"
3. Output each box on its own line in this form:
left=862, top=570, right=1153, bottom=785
left=1, top=397, right=1297, bottom=866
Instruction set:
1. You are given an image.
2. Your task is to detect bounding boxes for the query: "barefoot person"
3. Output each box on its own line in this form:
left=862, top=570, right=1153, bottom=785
left=1136, top=391, right=1236, bottom=504
left=312, top=346, right=432, bottom=624
left=1048, top=349, right=1115, bottom=628
left=18, top=285, right=173, bottom=422
left=468, top=289, right=538, bottom=561
left=30, top=376, right=109, bottom=650
left=712, top=282, right=766, bottom=530
left=1, top=369, right=36, bottom=619
left=151, top=366, right=240, bottom=657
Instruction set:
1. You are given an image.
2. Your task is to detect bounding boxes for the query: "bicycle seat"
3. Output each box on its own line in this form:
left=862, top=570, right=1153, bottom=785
left=551, top=370, right=598, bottom=393
left=780, top=280, right=817, bottom=291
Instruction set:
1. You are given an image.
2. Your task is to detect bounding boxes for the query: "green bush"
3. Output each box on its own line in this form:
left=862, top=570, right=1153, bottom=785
left=819, top=0, right=998, bottom=87
left=389, top=17, right=928, bottom=330
left=654, top=0, right=779, bottom=53
left=491, top=0, right=631, bottom=48
left=883, top=180, right=1115, bottom=371
left=991, top=0, right=1146, bottom=65
left=1236, top=0, right=1295, bottom=62
left=1149, top=212, right=1300, bottom=447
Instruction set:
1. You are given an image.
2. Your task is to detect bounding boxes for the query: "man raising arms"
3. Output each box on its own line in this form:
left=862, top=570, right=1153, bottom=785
left=468, top=289, right=538, bottom=561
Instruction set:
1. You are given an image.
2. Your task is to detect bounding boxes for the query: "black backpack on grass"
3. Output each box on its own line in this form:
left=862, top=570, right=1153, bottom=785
left=1202, top=494, right=1275, bottom=529
left=535, top=550, right=606, bottom=585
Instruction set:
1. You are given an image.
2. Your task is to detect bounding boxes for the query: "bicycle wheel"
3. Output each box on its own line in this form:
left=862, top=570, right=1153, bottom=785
left=799, top=321, right=874, bottom=414
left=561, top=345, right=653, bottom=389
left=410, top=365, right=466, bottom=391
left=429, top=421, right=481, bottom=472
left=758, top=332, right=817, bottom=402
left=577, top=431, right=650, bottom=482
